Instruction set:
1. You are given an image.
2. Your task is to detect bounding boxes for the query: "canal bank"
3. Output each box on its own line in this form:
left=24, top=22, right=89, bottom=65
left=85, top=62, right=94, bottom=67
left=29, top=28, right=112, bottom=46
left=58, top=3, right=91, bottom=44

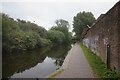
left=48, top=43, right=94, bottom=78
left=3, top=45, right=71, bottom=78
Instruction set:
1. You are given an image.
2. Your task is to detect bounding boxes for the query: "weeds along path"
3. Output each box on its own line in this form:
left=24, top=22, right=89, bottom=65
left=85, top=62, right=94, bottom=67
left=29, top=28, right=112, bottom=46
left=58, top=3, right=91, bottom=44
left=55, top=43, right=94, bottom=78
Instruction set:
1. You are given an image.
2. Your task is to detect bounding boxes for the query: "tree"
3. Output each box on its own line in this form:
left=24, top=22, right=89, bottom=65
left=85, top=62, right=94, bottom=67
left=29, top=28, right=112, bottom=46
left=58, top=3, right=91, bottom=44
left=2, top=13, right=51, bottom=53
left=50, top=19, right=71, bottom=43
left=73, top=11, right=95, bottom=40
left=55, top=19, right=70, bottom=28
left=47, top=30, right=65, bottom=45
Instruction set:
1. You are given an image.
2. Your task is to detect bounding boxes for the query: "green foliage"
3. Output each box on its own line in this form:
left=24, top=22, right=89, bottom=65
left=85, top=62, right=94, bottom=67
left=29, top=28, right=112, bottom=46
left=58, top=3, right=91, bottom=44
left=17, top=20, right=47, bottom=38
left=73, top=11, right=95, bottom=40
left=50, top=19, right=72, bottom=44
left=2, top=13, right=72, bottom=53
left=2, top=13, right=50, bottom=53
left=55, top=19, right=70, bottom=28
left=25, top=31, right=41, bottom=49
left=0, top=13, right=2, bottom=33
left=47, top=30, right=65, bottom=45
left=40, top=38, right=52, bottom=47
left=80, top=44, right=120, bottom=78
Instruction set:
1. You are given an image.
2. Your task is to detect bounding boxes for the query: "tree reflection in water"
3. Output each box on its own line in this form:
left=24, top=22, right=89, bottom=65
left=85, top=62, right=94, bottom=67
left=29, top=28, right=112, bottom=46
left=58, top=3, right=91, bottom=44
left=2, top=44, right=71, bottom=78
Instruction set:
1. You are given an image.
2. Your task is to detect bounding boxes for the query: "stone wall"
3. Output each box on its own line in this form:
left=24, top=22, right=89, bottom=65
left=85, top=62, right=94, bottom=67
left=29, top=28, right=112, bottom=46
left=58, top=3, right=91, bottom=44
left=118, top=1, right=120, bottom=73
left=82, top=1, right=120, bottom=73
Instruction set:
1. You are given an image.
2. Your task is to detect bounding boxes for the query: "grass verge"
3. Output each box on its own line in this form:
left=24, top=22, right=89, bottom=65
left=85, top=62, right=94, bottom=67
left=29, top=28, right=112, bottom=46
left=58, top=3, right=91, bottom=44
left=48, top=69, right=64, bottom=78
left=80, top=44, right=120, bottom=78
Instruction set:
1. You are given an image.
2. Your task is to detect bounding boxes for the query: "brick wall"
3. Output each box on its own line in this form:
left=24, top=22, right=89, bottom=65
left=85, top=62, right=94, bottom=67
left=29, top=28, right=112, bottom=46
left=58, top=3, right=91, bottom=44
left=82, top=1, right=120, bottom=73
left=118, top=2, right=120, bottom=73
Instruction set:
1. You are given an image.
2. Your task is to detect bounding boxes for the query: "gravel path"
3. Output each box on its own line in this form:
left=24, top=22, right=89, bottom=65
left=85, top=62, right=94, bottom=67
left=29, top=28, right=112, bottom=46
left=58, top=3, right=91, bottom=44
left=55, top=43, right=94, bottom=78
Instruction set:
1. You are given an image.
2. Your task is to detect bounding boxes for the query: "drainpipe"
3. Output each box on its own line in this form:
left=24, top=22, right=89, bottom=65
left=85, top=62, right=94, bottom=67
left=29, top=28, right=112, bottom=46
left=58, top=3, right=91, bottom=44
left=104, top=38, right=110, bottom=69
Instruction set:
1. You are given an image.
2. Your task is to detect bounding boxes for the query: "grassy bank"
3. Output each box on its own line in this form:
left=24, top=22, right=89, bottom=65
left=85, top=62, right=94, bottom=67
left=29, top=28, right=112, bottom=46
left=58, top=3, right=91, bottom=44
left=48, top=69, right=64, bottom=78
left=80, top=44, right=120, bottom=78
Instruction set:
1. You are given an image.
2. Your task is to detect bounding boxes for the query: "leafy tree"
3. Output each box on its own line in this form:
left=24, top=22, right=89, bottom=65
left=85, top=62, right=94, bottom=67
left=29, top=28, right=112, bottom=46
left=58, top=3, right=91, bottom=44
left=2, top=13, right=50, bottom=53
left=73, top=11, right=95, bottom=40
left=51, top=19, right=69, bottom=33
left=50, top=19, right=72, bottom=43
left=2, top=13, right=72, bottom=53
left=17, top=19, right=47, bottom=38
left=47, top=30, right=65, bottom=45
left=55, top=19, right=70, bottom=28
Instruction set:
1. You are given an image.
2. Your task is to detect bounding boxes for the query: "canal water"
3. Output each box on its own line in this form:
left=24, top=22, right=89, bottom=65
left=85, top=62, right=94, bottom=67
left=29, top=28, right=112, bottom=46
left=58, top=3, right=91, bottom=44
left=2, top=45, right=71, bottom=78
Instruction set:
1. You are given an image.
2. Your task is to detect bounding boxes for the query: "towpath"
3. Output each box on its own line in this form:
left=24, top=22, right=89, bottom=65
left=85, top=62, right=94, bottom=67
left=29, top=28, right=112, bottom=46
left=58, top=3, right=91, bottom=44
left=55, top=43, right=94, bottom=78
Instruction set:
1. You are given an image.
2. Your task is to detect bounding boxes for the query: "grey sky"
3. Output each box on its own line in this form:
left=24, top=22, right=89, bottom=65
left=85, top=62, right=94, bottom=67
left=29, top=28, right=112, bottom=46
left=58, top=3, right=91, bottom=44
left=1, top=0, right=119, bottom=31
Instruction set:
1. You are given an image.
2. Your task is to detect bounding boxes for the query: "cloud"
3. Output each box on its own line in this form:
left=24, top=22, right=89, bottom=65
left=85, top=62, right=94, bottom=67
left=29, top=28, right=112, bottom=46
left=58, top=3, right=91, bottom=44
left=1, top=0, right=119, bottom=30
left=1, top=0, right=119, bottom=2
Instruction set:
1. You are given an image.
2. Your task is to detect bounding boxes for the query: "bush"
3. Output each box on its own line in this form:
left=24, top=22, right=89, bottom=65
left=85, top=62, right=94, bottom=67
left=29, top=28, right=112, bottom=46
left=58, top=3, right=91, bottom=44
left=40, top=38, right=52, bottom=47
left=3, top=31, right=27, bottom=52
left=25, top=31, right=40, bottom=50
left=2, top=13, right=71, bottom=53
left=2, top=13, right=50, bottom=53
left=47, top=30, right=65, bottom=45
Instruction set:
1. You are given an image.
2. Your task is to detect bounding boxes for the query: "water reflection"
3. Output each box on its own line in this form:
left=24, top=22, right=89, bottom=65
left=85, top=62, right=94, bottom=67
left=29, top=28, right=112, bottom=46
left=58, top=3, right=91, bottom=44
left=2, top=44, right=71, bottom=78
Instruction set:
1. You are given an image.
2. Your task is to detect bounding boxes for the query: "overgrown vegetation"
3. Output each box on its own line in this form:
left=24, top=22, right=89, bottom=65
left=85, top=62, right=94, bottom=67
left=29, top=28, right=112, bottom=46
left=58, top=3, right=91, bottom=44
left=80, top=44, right=120, bottom=78
left=47, top=30, right=65, bottom=45
left=49, top=19, right=72, bottom=44
left=2, top=13, right=72, bottom=53
left=73, top=11, right=95, bottom=41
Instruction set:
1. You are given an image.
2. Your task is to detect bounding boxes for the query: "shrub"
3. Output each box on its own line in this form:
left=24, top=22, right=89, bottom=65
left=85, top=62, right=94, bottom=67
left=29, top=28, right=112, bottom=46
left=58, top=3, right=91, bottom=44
left=47, top=30, right=65, bottom=45
left=40, top=38, right=52, bottom=47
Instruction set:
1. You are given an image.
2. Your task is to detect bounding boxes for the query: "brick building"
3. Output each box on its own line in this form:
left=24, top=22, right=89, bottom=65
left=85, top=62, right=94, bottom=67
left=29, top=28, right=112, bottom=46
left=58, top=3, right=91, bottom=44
left=82, top=1, right=120, bottom=73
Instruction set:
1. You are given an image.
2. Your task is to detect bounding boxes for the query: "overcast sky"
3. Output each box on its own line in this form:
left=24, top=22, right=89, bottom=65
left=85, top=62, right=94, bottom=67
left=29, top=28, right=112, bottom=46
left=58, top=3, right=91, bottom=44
left=1, top=0, right=119, bottom=31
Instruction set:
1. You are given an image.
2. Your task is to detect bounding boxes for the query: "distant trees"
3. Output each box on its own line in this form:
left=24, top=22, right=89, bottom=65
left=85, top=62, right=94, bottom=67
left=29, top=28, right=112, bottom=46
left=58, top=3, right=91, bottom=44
left=73, top=11, right=95, bottom=41
left=2, top=13, right=72, bottom=53
left=47, top=30, right=65, bottom=45
left=49, top=19, right=72, bottom=44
